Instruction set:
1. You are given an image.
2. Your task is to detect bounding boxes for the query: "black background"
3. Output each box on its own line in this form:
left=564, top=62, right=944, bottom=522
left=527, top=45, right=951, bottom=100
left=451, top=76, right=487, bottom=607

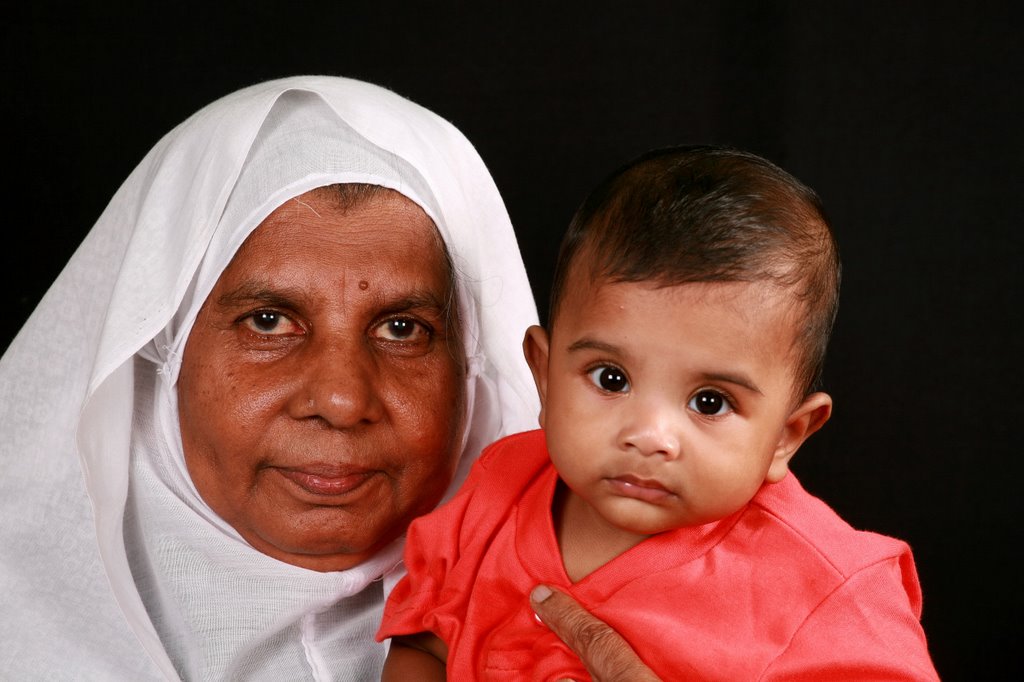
left=5, top=3, right=1021, bottom=678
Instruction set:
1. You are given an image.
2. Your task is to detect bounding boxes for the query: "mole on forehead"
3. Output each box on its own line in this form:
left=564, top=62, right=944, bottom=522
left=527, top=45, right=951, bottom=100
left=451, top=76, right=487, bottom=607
left=359, top=280, right=369, bottom=290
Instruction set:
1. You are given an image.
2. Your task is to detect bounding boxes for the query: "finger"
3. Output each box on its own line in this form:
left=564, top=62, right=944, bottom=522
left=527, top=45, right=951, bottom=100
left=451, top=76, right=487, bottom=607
left=530, top=585, right=661, bottom=682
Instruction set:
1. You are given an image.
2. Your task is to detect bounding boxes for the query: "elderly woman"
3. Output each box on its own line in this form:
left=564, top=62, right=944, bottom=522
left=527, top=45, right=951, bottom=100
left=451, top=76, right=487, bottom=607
left=0, top=76, right=544, bottom=679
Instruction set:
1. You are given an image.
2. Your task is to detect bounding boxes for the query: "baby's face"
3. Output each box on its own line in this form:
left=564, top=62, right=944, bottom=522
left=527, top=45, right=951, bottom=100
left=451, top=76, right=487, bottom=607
left=531, top=276, right=807, bottom=536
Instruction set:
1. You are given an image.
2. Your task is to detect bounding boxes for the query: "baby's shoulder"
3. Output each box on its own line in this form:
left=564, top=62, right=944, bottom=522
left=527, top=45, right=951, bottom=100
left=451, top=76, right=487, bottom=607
left=749, top=474, right=913, bottom=578
left=476, top=428, right=549, bottom=475
left=453, top=429, right=551, bottom=505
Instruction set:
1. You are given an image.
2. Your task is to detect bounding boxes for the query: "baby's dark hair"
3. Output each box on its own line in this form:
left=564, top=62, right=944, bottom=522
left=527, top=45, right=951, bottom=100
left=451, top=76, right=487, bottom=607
left=548, top=145, right=841, bottom=397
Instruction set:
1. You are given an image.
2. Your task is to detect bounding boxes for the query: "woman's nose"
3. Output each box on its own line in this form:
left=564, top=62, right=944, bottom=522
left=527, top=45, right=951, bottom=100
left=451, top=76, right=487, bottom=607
left=288, top=336, right=384, bottom=428
left=618, top=402, right=681, bottom=460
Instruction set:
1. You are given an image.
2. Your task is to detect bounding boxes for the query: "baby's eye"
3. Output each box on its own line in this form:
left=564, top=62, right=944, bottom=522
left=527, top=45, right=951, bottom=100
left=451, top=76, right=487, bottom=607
left=587, top=365, right=630, bottom=393
left=372, top=317, right=431, bottom=343
left=241, top=311, right=302, bottom=336
left=688, top=389, right=733, bottom=416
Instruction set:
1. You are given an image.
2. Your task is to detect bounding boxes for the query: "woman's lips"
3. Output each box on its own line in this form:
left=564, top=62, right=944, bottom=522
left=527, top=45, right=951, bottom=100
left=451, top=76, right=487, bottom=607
left=275, top=467, right=376, bottom=497
left=606, top=475, right=673, bottom=503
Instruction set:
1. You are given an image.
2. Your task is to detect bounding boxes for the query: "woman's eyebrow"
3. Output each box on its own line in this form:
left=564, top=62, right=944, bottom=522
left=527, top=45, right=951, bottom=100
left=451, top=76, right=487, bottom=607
left=377, top=291, right=449, bottom=314
left=215, top=283, right=448, bottom=314
left=215, top=284, right=308, bottom=309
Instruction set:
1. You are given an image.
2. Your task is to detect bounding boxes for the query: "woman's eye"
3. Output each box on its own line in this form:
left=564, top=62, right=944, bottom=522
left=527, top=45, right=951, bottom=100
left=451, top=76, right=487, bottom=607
left=373, top=317, right=430, bottom=343
left=688, top=389, right=733, bottom=416
left=587, top=365, right=630, bottom=393
left=241, top=311, right=301, bottom=336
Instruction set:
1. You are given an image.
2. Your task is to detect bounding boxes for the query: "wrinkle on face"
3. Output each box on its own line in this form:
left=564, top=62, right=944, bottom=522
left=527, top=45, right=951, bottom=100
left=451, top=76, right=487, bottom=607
left=177, top=186, right=466, bottom=572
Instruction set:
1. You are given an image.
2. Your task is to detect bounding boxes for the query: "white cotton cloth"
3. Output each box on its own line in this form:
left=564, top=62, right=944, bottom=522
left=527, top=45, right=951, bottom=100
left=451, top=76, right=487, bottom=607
left=0, top=76, right=540, bottom=681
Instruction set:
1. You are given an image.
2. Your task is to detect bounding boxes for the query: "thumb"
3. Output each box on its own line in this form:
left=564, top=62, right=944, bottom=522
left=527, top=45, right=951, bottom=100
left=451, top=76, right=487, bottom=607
left=530, top=585, right=661, bottom=682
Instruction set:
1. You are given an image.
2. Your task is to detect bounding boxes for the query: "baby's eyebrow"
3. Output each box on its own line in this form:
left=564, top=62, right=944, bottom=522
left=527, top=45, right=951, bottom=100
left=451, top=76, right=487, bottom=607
left=567, top=337, right=764, bottom=395
left=699, top=371, right=763, bottom=396
left=567, top=338, right=619, bottom=354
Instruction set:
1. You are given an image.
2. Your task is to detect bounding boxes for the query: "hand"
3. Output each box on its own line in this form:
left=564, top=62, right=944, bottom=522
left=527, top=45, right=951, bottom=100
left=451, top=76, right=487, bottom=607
left=530, top=585, right=662, bottom=682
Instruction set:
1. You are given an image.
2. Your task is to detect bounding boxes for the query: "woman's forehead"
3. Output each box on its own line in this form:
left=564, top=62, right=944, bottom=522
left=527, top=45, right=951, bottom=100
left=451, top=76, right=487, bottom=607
left=217, top=187, right=453, bottom=302
left=244, top=186, right=442, bottom=257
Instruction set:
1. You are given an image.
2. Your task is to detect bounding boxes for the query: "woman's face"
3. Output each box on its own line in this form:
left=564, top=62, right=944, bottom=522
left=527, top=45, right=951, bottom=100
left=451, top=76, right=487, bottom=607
left=178, top=187, right=466, bottom=572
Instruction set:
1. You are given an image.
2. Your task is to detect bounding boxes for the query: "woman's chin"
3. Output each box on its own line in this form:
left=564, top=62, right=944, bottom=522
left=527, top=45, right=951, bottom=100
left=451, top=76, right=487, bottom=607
left=249, top=530, right=391, bottom=572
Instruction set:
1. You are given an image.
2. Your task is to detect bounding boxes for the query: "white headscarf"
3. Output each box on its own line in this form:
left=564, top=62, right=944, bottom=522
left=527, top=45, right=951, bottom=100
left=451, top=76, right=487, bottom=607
left=0, top=76, right=539, bottom=681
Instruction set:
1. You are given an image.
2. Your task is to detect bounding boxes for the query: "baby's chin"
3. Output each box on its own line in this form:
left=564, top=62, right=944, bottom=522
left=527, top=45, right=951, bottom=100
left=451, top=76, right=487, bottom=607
left=597, top=499, right=692, bottom=537
left=600, top=497, right=744, bottom=537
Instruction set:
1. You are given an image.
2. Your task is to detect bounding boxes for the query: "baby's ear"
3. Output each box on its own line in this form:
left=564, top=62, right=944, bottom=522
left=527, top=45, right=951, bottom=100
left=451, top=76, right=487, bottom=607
left=522, top=325, right=551, bottom=429
left=766, top=392, right=833, bottom=483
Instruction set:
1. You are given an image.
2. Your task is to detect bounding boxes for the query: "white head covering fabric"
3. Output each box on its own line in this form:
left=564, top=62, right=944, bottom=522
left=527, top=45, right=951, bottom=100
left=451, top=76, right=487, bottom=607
left=0, top=76, right=540, bottom=681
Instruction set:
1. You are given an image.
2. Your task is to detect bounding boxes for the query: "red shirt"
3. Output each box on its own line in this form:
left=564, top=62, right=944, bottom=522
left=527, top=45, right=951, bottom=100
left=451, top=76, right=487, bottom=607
left=378, top=430, right=938, bottom=680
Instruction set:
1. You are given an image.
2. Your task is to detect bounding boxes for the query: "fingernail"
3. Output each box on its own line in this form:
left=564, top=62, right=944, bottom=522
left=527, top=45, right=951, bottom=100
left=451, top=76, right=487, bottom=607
left=531, top=585, right=553, bottom=603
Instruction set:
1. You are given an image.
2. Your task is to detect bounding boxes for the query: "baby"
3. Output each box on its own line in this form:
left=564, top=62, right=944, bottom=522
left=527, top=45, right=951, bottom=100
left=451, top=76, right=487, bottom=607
left=377, top=146, right=938, bottom=680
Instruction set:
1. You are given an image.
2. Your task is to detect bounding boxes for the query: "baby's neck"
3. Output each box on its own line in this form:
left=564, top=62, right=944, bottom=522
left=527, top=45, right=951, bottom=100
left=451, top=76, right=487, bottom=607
left=553, top=481, right=649, bottom=582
